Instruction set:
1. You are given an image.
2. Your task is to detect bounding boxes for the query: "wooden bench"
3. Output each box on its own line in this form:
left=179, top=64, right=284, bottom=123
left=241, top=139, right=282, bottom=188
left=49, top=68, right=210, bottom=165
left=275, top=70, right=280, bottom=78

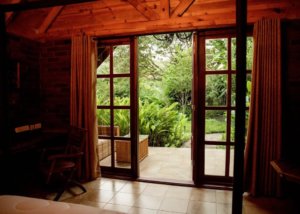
left=116, top=135, right=148, bottom=163
left=97, top=126, right=120, bottom=161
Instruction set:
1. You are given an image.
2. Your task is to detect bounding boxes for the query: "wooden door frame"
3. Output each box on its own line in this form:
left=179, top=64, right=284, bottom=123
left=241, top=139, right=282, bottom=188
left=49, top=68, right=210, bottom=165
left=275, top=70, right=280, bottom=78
left=193, top=28, right=252, bottom=186
left=97, top=37, right=139, bottom=178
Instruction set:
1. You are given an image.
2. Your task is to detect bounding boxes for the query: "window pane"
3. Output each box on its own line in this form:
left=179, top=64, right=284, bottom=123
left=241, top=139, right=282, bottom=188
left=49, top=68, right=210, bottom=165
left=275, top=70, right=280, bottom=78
left=231, top=74, right=251, bottom=107
left=231, top=37, right=253, bottom=71
left=205, top=75, right=227, bottom=106
left=114, top=78, right=130, bottom=106
left=206, top=38, right=228, bottom=71
left=113, top=45, right=130, bottom=74
left=246, top=74, right=252, bottom=107
left=97, top=78, right=110, bottom=105
left=229, top=146, right=234, bottom=177
left=231, top=38, right=236, bottom=70
left=97, top=109, right=110, bottom=136
left=205, top=110, right=226, bottom=142
left=99, top=139, right=112, bottom=167
left=246, top=37, right=254, bottom=70
left=115, top=139, right=131, bottom=168
left=230, top=110, right=235, bottom=142
left=114, top=109, right=130, bottom=137
left=245, top=110, right=249, bottom=141
left=205, top=145, right=226, bottom=176
left=97, top=46, right=110, bottom=74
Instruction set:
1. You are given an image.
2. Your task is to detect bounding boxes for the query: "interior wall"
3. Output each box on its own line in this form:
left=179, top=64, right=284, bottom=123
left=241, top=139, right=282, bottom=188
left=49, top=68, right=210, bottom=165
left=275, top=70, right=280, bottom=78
left=39, top=39, right=71, bottom=132
left=6, top=35, right=40, bottom=130
left=282, top=20, right=300, bottom=163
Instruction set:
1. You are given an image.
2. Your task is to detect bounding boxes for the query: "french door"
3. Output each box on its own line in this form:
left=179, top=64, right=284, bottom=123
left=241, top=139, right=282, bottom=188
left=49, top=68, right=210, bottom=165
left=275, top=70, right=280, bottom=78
left=193, top=30, right=252, bottom=185
left=96, top=38, right=139, bottom=177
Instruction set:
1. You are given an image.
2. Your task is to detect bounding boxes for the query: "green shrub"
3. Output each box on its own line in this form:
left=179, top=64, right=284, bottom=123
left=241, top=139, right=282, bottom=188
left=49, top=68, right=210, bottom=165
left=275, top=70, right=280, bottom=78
left=97, top=98, right=190, bottom=147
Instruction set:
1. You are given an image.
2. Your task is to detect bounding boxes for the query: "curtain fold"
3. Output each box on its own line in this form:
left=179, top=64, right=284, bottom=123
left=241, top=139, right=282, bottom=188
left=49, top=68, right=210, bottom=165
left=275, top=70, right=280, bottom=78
left=244, top=18, right=282, bottom=196
left=70, top=33, right=99, bottom=181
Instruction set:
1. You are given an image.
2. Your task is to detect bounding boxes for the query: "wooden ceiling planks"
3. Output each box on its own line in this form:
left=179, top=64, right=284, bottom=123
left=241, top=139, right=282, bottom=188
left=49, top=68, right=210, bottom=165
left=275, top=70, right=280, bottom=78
left=4, top=0, right=300, bottom=41
left=127, top=0, right=160, bottom=20
left=160, top=0, right=170, bottom=19
left=171, top=0, right=195, bottom=18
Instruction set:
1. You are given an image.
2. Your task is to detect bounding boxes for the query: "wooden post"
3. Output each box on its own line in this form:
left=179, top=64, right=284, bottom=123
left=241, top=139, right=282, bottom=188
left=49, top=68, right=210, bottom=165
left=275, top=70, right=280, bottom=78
left=232, top=0, right=247, bottom=214
left=0, top=11, right=9, bottom=149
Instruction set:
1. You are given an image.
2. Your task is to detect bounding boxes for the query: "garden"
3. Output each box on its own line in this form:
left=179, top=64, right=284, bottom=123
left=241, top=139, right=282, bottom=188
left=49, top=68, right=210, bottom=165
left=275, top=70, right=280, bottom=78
left=96, top=33, right=253, bottom=148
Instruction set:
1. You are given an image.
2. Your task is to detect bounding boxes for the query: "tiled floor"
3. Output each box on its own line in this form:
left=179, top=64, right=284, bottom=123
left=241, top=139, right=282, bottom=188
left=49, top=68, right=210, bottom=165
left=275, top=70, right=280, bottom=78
left=42, top=178, right=299, bottom=214
left=101, top=146, right=234, bottom=182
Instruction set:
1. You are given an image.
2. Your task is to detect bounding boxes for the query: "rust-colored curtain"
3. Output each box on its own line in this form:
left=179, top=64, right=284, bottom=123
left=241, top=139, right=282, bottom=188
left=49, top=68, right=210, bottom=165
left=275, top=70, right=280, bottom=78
left=70, top=33, right=99, bottom=181
left=244, top=18, right=282, bottom=196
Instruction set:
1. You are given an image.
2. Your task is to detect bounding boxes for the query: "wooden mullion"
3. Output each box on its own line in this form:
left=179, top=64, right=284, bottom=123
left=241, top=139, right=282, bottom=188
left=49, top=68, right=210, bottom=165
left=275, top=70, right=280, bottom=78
left=204, top=141, right=234, bottom=146
left=198, top=34, right=206, bottom=184
left=205, top=70, right=230, bottom=75
left=130, top=36, right=138, bottom=178
left=205, top=106, right=229, bottom=111
left=109, top=45, right=115, bottom=169
left=225, top=37, right=232, bottom=178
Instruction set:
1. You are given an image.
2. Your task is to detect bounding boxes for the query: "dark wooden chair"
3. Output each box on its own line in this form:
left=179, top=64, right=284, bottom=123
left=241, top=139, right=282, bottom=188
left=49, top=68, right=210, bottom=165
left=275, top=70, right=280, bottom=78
left=40, top=126, right=87, bottom=201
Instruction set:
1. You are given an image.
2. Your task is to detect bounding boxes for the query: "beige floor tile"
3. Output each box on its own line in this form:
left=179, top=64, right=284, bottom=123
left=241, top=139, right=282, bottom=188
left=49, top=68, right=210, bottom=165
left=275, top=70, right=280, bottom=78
left=133, top=195, right=163, bottom=210
left=190, top=188, right=216, bottom=203
left=142, top=184, right=168, bottom=197
left=119, top=182, right=148, bottom=194
left=99, top=179, right=127, bottom=192
left=216, top=190, right=232, bottom=204
left=79, top=200, right=106, bottom=208
left=187, top=201, right=217, bottom=214
left=128, top=207, right=158, bottom=214
left=109, top=192, right=139, bottom=206
left=84, top=189, right=115, bottom=203
left=165, top=186, right=192, bottom=200
left=159, top=198, right=189, bottom=213
left=217, top=203, right=232, bottom=214
left=157, top=211, right=185, bottom=214
left=83, top=178, right=107, bottom=190
left=104, top=203, right=132, bottom=213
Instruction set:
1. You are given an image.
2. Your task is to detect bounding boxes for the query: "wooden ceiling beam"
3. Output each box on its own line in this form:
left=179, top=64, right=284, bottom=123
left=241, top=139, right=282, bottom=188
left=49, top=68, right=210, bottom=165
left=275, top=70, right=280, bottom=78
left=160, top=0, right=170, bottom=19
left=0, top=0, right=97, bottom=12
left=36, top=6, right=64, bottom=34
left=4, top=0, right=21, bottom=24
left=171, top=0, right=195, bottom=18
left=127, top=0, right=160, bottom=21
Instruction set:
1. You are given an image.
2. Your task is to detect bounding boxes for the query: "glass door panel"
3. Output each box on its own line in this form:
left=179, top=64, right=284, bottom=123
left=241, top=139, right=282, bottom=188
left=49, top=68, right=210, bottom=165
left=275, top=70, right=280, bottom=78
left=198, top=32, right=252, bottom=184
left=97, top=40, right=137, bottom=176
